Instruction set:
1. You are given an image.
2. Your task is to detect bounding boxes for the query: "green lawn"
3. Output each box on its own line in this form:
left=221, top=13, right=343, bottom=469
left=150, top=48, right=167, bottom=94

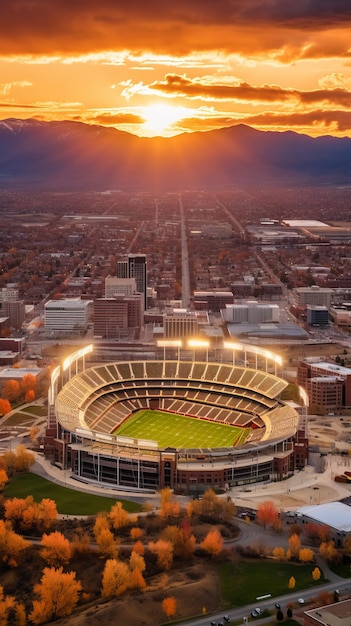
left=22, top=405, right=47, bottom=416
left=3, top=413, right=34, bottom=425
left=220, top=560, right=326, bottom=606
left=5, top=473, right=141, bottom=515
left=114, top=409, right=249, bottom=449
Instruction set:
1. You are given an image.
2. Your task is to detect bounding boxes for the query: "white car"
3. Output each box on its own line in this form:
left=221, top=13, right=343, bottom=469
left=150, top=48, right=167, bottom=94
left=297, top=598, right=305, bottom=604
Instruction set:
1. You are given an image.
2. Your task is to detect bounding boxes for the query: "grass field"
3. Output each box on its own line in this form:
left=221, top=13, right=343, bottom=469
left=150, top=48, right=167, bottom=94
left=5, top=473, right=141, bottom=515
left=114, top=409, right=249, bottom=449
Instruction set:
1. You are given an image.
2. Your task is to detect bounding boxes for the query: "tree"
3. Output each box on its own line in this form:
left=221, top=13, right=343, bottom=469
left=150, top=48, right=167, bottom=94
left=129, top=550, right=146, bottom=573
left=109, top=501, right=129, bottom=530
left=130, top=526, right=143, bottom=541
left=2, top=380, right=20, bottom=402
left=0, top=468, right=8, bottom=490
left=0, top=398, right=11, bottom=416
left=40, top=531, right=71, bottom=566
left=148, top=539, right=173, bottom=570
left=199, top=528, right=223, bottom=558
left=299, top=548, right=314, bottom=563
left=0, top=519, right=30, bottom=567
left=0, top=586, right=16, bottom=625
left=163, top=524, right=196, bottom=559
left=29, top=567, right=81, bottom=624
left=129, top=566, right=146, bottom=591
left=288, top=576, right=296, bottom=589
left=312, top=566, right=321, bottom=581
left=342, top=535, right=351, bottom=556
left=101, top=559, right=130, bottom=598
left=159, top=488, right=180, bottom=519
left=29, top=426, right=39, bottom=443
left=132, top=539, right=145, bottom=555
left=21, top=373, right=37, bottom=395
left=162, top=596, right=177, bottom=620
left=288, top=533, right=301, bottom=559
left=272, top=546, right=285, bottom=560
left=25, top=389, right=35, bottom=402
left=319, top=540, right=339, bottom=564
left=257, top=501, right=279, bottom=529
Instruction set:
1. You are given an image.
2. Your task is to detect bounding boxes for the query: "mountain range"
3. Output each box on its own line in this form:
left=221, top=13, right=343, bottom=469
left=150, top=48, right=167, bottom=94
left=0, top=118, right=351, bottom=190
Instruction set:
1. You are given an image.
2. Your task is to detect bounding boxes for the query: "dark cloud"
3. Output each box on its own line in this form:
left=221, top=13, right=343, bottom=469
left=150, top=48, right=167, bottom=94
left=1, top=1, right=351, bottom=56
left=149, top=74, right=351, bottom=107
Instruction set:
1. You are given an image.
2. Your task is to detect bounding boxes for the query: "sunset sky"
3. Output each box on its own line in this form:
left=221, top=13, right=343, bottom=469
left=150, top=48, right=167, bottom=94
left=1, top=1, right=351, bottom=137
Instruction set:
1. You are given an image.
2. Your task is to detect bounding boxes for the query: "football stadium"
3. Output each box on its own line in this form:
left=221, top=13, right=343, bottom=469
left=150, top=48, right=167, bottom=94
left=44, top=345, right=307, bottom=495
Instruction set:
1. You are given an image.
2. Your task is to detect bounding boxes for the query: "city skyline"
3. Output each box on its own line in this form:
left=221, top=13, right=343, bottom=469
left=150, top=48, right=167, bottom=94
left=1, top=1, right=351, bottom=137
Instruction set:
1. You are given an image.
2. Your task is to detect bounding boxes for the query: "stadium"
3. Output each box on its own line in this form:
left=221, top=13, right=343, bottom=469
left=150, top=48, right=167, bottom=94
left=44, top=345, right=307, bottom=495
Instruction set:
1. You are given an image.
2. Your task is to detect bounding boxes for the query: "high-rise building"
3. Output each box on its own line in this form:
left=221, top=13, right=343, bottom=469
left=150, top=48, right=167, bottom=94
left=105, top=276, right=137, bottom=298
left=44, top=299, right=92, bottom=333
left=93, top=295, right=143, bottom=339
left=117, top=254, right=147, bottom=309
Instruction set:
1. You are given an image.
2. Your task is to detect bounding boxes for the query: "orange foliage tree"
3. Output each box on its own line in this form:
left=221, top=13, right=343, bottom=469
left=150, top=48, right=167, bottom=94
left=130, top=526, right=143, bottom=541
left=109, top=501, right=129, bottom=530
left=129, top=566, right=146, bottom=591
left=40, top=531, right=72, bottom=566
left=0, top=468, right=8, bottom=490
left=159, top=487, right=180, bottom=519
left=272, top=546, right=285, bottom=560
left=162, top=596, right=177, bottom=620
left=319, top=540, right=339, bottom=564
left=148, top=539, right=174, bottom=570
left=2, top=379, right=20, bottom=402
left=312, top=566, right=321, bottom=581
left=25, top=389, right=35, bottom=402
left=129, top=550, right=146, bottom=573
left=163, top=524, right=196, bottom=559
left=199, top=528, right=223, bottom=558
left=288, top=576, right=296, bottom=589
left=5, top=496, right=57, bottom=533
left=29, top=567, right=82, bottom=624
left=132, top=539, right=145, bottom=555
left=299, top=548, right=314, bottom=563
left=21, top=373, right=37, bottom=395
left=0, top=519, right=31, bottom=567
left=0, top=398, right=11, bottom=416
left=288, top=533, right=301, bottom=559
left=257, top=500, right=279, bottom=529
left=101, top=559, right=130, bottom=598
left=94, top=514, right=118, bottom=558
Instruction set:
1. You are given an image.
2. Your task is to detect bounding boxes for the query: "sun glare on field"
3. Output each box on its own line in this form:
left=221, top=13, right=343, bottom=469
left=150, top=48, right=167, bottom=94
left=142, top=104, right=186, bottom=136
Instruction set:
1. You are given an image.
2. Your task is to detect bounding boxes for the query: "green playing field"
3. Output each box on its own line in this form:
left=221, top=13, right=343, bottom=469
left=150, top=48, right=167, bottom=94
left=113, top=409, right=250, bottom=449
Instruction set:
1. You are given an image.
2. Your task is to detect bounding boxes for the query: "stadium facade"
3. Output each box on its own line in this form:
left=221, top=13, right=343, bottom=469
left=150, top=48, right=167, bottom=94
left=44, top=345, right=308, bottom=495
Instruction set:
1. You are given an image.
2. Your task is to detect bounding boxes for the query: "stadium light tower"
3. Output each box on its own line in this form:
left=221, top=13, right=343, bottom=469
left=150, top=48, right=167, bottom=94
left=188, top=338, right=209, bottom=362
left=157, top=339, right=182, bottom=360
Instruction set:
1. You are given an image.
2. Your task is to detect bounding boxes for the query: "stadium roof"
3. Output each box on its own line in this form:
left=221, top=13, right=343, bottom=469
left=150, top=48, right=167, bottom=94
left=296, top=502, right=351, bottom=533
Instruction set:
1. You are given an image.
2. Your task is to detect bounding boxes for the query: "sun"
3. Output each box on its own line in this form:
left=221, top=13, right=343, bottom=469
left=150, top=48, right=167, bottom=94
left=142, top=103, right=185, bottom=136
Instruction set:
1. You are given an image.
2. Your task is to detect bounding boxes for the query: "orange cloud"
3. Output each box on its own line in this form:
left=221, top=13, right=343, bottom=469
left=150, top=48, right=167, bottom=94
left=149, top=74, right=351, bottom=107
left=1, top=1, right=351, bottom=58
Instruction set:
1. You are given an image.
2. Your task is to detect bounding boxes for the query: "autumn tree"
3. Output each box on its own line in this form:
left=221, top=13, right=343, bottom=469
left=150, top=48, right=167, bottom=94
left=288, top=533, right=301, bottom=559
left=132, top=539, right=145, bottom=555
left=312, top=566, right=321, bottom=581
left=129, top=566, right=146, bottom=591
left=109, top=501, right=129, bottom=530
left=159, top=488, right=180, bottom=519
left=25, top=389, right=35, bottom=402
left=94, top=514, right=118, bottom=558
left=299, top=548, right=314, bottom=563
left=0, top=585, right=16, bottom=625
left=101, top=559, right=130, bottom=598
left=2, top=379, right=20, bottom=402
left=40, top=531, right=71, bottom=566
left=29, top=426, right=39, bottom=443
left=272, top=546, right=285, bottom=560
left=0, top=519, right=31, bottom=567
left=199, top=528, right=223, bottom=558
left=71, top=528, right=91, bottom=555
left=162, top=596, right=177, bottom=621
left=288, top=576, right=296, bottom=589
left=148, top=539, right=174, bottom=570
left=342, top=535, right=351, bottom=557
left=130, top=526, right=143, bottom=541
left=21, top=373, right=37, bottom=395
left=162, top=524, right=196, bottom=559
left=29, top=567, right=82, bottom=624
left=257, top=500, right=279, bottom=529
left=319, top=540, right=339, bottom=564
left=5, top=496, right=57, bottom=533
left=129, top=550, right=146, bottom=573
left=0, top=468, right=8, bottom=490
left=0, top=398, right=11, bottom=416
left=12, top=444, right=35, bottom=472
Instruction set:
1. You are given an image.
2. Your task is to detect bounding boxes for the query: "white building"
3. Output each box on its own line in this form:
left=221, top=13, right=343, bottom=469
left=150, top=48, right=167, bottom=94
left=296, top=286, right=333, bottom=308
left=105, top=276, right=137, bottom=298
left=222, top=301, right=280, bottom=324
left=44, top=299, right=92, bottom=332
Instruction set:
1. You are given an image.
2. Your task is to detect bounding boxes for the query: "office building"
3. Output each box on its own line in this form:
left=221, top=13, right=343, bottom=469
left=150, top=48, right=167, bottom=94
left=117, top=254, right=147, bottom=310
left=105, top=276, right=137, bottom=298
left=223, top=301, right=280, bottom=324
left=44, top=299, right=92, bottom=333
left=93, top=295, right=143, bottom=339
left=163, top=309, right=199, bottom=338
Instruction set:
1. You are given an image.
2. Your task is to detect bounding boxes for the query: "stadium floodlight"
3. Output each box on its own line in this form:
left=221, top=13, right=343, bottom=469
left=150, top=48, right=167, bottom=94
left=63, top=344, right=93, bottom=376
left=157, top=339, right=182, bottom=360
left=188, top=338, right=210, bottom=361
left=49, top=365, right=61, bottom=405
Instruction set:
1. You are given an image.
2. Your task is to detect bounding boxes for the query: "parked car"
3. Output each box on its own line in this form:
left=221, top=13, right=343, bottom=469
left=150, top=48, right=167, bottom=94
left=297, top=598, right=305, bottom=604
left=251, top=608, right=261, bottom=617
